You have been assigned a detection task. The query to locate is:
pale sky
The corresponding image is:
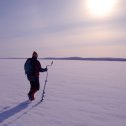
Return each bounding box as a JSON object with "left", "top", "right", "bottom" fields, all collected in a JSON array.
[{"left": 0, "top": 0, "right": 126, "bottom": 58}]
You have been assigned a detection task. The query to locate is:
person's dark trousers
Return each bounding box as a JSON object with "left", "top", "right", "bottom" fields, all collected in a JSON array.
[{"left": 28, "top": 77, "right": 40, "bottom": 101}]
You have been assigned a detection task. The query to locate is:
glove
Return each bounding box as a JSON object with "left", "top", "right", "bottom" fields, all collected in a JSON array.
[
  {"left": 41, "top": 67, "right": 48, "bottom": 72},
  {"left": 44, "top": 67, "right": 48, "bottom": 72}
]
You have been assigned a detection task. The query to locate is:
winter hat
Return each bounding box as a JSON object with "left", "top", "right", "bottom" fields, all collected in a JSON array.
[{"left": 32, "top": 51, "right": 38, "bottom": 57}]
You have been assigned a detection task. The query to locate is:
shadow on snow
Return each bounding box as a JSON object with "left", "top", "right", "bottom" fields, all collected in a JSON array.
[{"left": 0, "top": 100, "right": 29, "bottom": 123}]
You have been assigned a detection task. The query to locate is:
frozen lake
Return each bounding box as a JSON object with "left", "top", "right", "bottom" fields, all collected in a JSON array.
[{"left": 0, "top": 59, "right": 126, "bottom": 126}]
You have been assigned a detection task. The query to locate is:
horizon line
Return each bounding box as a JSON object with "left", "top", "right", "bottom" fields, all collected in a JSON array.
[{"left": 0, "top": 57, "right": 126, "bottom": 62}]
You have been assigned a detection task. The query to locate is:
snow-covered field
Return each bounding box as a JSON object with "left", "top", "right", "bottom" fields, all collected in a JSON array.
[{"left": 0, "top": 59, "right": 126, "bottom": 126}]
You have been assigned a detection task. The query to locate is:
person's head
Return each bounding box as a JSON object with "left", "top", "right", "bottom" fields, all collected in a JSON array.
[{"left": 32, "top": 51, "right": 38, "bottom": 58}]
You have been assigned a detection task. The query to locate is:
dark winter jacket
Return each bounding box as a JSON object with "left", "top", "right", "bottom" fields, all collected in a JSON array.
[{"left": 25, "top": 56, "right": 47, "bottom": 77}]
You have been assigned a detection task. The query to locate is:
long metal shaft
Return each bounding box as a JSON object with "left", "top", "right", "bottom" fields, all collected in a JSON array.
[{"left": 40, "top": 61, "right": 53, "bottom": 102}]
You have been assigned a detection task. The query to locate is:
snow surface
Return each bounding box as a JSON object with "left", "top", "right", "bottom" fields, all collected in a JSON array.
[{"left": 0, "top": 59, "right": 126, "bottom": 126}]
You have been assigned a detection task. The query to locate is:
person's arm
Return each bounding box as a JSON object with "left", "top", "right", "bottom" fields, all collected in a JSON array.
[
  {"left": 38, "top": 61, "right": 48, "bottom": 72},
  {"left": 40, "top": 67, "right": 48, "bottom": 72}
]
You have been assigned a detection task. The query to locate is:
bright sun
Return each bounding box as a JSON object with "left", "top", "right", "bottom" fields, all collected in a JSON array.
[{"left": 85, "top": 0, "right": 118, "bottom": 18}]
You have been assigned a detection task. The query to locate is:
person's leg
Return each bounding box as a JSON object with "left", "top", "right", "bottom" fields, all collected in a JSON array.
[
  {"left": 28, "top": 81, "right": 32, "bottom": 96},
  {"left": 27, "top": 75, "right": 33, "bottom": 100},
  {"left": 27, "top": 77, "right": 40, "bottom": 101},
  {"left": 30, "top": 78, "right": 40, "bottom": 100},
  {"left": 28, "top": 81, "right": 36, "bottom": 100}
]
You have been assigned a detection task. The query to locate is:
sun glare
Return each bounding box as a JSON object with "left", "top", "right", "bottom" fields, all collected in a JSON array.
[{"left": 85, "top": 0, "right": 118, "bottom": 18}]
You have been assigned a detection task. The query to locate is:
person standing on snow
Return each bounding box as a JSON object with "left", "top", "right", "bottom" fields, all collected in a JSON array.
[{"left": 24, "top": 51, "right": 47, "bottom": 101}]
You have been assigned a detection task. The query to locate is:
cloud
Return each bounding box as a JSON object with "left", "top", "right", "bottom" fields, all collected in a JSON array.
[{"left": 0, "top": 0, "right": 126, "bottom": 57}]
